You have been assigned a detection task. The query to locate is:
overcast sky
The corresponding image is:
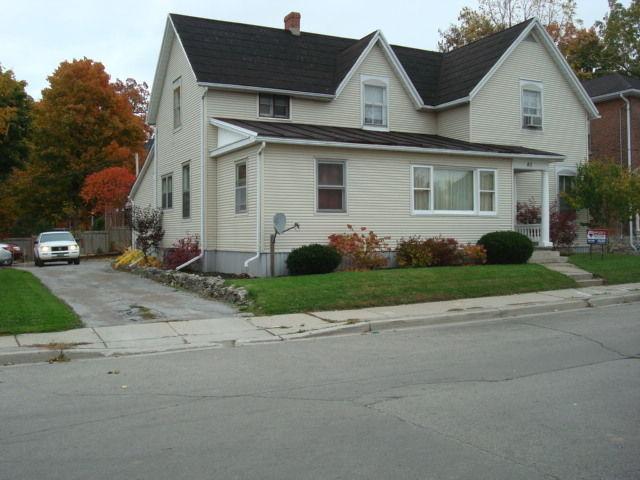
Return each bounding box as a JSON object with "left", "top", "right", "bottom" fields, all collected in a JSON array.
[{"left": 1, "top": 0, "right": 623, "bottom": 99}]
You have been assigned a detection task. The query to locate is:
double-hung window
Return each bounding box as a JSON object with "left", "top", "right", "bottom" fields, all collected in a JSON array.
[
  {"left": 412, "top": 166, "right": 496, "bottom": 215},
  {"left": 173, "top": 78, "right": 182, "bottom": 130},
  {"left": 362, "top": 76, "right": 388, "bottom": 128},
  {"left": 558, "top": 174, "right": 575, "bottom": 212},
  {"left": 521, "top": 81, "right": 542, "bottom": 129},
  {"left": 258, "top": 94, "right": 290, "bottom": 119},
  {"left": 182, "top": 163, "right": 190, "bottom": 218},
  {"left": 235, "top": 162, "right": 247, "bottom": 213},
  {"left": 317, "top": 161, "right": 346, "bottom": 212},
  {"left": 161, "top": 174, "right": 173, "bottom": 209}
]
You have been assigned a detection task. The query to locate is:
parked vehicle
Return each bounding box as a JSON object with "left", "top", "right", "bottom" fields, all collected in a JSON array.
[
  {"left": 0, "top": 243, "right": 23, "bottom": 261},
  {"left": 0, "top": 247, "right": 12, "bottom": 266},
  {"left": 34, "top": 231, "right": 80, "bottom": 266}
]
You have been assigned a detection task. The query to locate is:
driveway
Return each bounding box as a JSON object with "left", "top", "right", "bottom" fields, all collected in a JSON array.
[{"left": 19, "top": 259, "right": 237, "bottom": 327}]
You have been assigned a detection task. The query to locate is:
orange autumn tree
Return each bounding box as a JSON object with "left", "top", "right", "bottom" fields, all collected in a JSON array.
[
  {"left": 7, "top": 58, "right": 147, "bottom": 232},
  {"left": 80, "top": 166, "right": 136, "bottom": 215}
]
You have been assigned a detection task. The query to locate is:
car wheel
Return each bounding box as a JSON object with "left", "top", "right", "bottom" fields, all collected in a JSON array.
[
  {"left": 35, "top": 258, "right": 42, "bottom": 267},
  {"left": 74, "top": 258, "right": 80, "bottom": 265},
  {"left": 67, "top": 260, "right": 73, "bottom": 265}
]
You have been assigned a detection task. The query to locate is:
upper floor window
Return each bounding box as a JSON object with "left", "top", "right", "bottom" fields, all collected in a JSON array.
[
  {"left": 173, "top": 78, "right": 182, "bottom": 130},
  {"left": 161, "top": 174, "right": 173, "bottom": 209},
  {"left": 182, "top": 163, "right": 190, "bottom": 218},
  {"left": 259, "top": 94, "right": 290, "bottom": 119},
  {"left": 235, "top": 161, "right": 247, "bottom": 213},
  {"left": 521, "top": 81, "right": 542, "bottom": 129},
  {"left": 362, "top": 76, "right": 388, "bottom": 129}
]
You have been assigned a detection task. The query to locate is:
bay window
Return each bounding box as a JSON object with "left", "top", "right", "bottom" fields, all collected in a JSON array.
[{"left": 411, "top": 166, "right": 496, "bottom": 215}]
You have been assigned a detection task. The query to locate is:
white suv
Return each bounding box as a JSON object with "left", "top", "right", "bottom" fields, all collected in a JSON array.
[{"left": 34, "top": 231, "right": 80, "bottom": 266}]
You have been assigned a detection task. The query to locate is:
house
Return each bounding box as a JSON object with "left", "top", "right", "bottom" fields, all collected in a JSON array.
[
  {"left": 582, "top": 73, "right": 639, "bottom": 240},
  {"left": 130, "top": 12, "right": 598, "bottom": 276}
]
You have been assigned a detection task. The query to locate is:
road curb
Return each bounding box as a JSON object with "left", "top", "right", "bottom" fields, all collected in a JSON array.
[{"left": 292, "top": 296, "right": 639, "bottom": 339}]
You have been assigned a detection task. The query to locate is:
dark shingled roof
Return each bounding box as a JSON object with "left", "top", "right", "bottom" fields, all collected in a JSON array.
[
  {"left": 582, "top": 73, "right": 640, "bottom": 99},
  {"left": 216, "top": 118, "right": 561, "bottom": 157},
  {"left": 170, "top": 13, "right": 534, "bottom": 105}
]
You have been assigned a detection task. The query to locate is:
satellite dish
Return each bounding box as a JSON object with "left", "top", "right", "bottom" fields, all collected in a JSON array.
[{"left": 273, "top": 213, "right": 287, "bottom": 234}]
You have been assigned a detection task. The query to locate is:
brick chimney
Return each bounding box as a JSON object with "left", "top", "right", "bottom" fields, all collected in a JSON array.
[{"left": 284, "top": 12, "right": 301, "bottom": 36}]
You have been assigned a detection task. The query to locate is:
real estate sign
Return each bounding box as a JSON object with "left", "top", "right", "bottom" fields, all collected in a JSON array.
[{"left": 587, "top": 229, "right": 608, "bottom": 245}]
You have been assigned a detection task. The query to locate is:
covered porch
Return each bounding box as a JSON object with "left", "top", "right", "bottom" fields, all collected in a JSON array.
[{"left": 513, "top": 159, "right": 553, "bottom": 248}]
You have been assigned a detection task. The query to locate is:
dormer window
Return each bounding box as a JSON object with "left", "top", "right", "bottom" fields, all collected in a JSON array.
[
  {"left": 521, "top": 81, "right": 542, "bottom": 129},
  {"left": 259, "top": 93, "right": 290, "bottom": 119},
  {"left": 362, "top": 75, "right": 388, "bottom": 129}
]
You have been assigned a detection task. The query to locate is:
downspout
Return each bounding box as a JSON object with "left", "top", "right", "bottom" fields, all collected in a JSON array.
[
  {"left": 176, "top": 87, "right": 208, "bottom": 270},
  {"left": 620, "top": 93, "right": 637, "bottom": 251},
  {"left": 244, "top": 141, "right": 266, "bottom": 272}
]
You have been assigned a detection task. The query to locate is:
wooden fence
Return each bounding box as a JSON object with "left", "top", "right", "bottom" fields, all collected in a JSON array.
[{"left": 2, "top": 228, "right": 131, "bottom": 262}]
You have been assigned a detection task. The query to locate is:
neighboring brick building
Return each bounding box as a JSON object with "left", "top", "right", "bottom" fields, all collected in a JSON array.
[
  {"left": 583, "top": 73, "right": 640, "bottom": 242},
  {"left": 583, "top": 74, "right": 640, "bottom": 169}
]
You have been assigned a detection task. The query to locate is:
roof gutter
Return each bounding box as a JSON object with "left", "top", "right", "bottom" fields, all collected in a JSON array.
[
  {"left": 590, "top": 89, "right": 640, "bottom": 103},
  {"left": 620, "top": 93, "right": 637, "bottom": 252},
  {"left": 244, "top": 141, "right": 267, "bottom": 272}
]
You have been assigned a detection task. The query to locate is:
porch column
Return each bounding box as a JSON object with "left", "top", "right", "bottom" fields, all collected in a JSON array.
[{"left": 540, "top": 169, "right": 552, "bottom": 247}]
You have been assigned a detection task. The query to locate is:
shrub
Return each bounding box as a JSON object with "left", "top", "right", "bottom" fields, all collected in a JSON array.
[
  {"left": 478, "top": 231, "right": 534, "bottom": 264},
  {"left": 460, "top": 244, "right": 487, "bottom": 265},
  {"left": 396, "top": 236, "right": 432, "bottom": 268},
  {"left": 550, "top": 204, "right": 577, "bottom": 248},
  {"left": 516, "top": 199, "right": 541, "bottom": 224},
  {"left": 131, "top": 206, "right": 164, "bottom": 259},
  {"left": 286, "top": 244, "right": 342, "bottom": 275},
  {"left": 328, "top": 225, "right": 390, "bottom": 270},
  {"left": 424, "top": 236, "right": 461, "bottom": 266},
  {"left": 164, "top": 234, "right": 201, "bottom": 270}
]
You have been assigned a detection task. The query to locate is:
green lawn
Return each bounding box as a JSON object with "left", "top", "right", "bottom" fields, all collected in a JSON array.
[
  {"left": 229, "top": 264, "right": 576, "bottom": 316},
  {"left": 0, "top": 269, "right": 81, "bottom": 335},
  {"left": 569, "top": 254, "right": 640, "bottom": 285}
]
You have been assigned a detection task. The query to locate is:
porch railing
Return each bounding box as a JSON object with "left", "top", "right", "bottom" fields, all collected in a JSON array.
[{"left": 515, "top": 224, "right": 541, "bottom": 243}]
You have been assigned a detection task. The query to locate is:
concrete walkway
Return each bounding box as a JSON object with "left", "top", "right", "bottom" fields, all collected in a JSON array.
[{"left": 2, "top": 282, "right": 640, "bottom": 363}]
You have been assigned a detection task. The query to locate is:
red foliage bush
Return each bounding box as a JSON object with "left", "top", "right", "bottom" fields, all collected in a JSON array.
[
  {"left": 423, "top": 236, "right": 461, "bottom": 266},
  {"left": 328, "top": 225, "right": 390, "bottom": 270},
  {"left": 550, "top": 204, "right": 577, "bottom": 248},
  {"left": 163, "top": 234, "right": 201, "bottom": 270},
  {"left": 516, "top": 199, "right": 541, "bottom": 224},
  {"left": 460, "top": 244, "right": 487, "bottom": 265}
]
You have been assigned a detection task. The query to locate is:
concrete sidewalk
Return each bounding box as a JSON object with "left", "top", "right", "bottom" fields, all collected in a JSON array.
[{"left": 2, "top": 282, "right": 640, "bottom": 363}]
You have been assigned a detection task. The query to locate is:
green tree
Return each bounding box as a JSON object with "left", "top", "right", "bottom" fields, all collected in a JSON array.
[
  {"left": 0, "top": 66, "right": 32, "bottom": 181},
  {"left": 597, "top": 0, "right": 640, "bottom": 77},
  {"left": 565, "top": 160, "right": 640, "bottom": 228}
]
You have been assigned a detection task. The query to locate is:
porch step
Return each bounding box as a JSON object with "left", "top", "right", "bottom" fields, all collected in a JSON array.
[
  {"left": 575, "top": 278, "right": 605, "bottom": 287},
  {"left": 529, "top": 249, "right": 568, "bottom": 264}
]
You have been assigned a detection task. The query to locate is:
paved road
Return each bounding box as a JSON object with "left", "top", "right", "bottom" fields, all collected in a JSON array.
[
  {"left": 1, "top": 304, "right": 639, "bottom": 479},
  {"left": 18, "top": 259, "right": 237, "bottom": 327}
]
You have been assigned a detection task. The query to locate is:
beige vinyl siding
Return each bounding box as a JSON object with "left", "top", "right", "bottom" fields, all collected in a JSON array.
[
  {"left": 206, "top": 44, "right": 436, "bottom": 134},
  {"left": 437, "top": 105, "right": 470, "bottom": 141},
  {"left": 132, "top": 157, "right": 155, "bottom": 208},
  {"left": 155, "top": 36, "right": 203, "bottom": 247},
  {"left": 470, "top": 33, "right": 589, "bottom": 203},
  {"left": 215, "top": 146, "right": 258, "bottom": 251},
  {"left": 262, "top": 144, "right": 512, "bottom": 252}
]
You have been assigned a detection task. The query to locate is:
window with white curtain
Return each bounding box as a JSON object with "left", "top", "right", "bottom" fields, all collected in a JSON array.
[
  {"left": 521, "top": 81, "right": 543, "bottom": 129},
  {"left": 411, "top": 166, "right": 497, "bottom": 215},
  {"left": 362, "top": 76, "right": 388, "bottom": 128},
  {"left": 479, "top": 170, "right": 496, "bottom": 213}
]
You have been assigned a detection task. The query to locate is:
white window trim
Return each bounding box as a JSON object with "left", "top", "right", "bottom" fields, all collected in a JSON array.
[
  {"left": 235, "top": 159, "right": 248, "bottom": 214},
  {"left": 256, "top": 93, "right": 292, "bottom": 120},
  {"left": 173, "top": 77, "right": 182, "bottom": 132},
  {"left": 161, "top": 173, "right": 173, "bottom": 210},
  {"left": 410, "top": 165, "right": 497, "bottom": 216},
  {"left": 181, "top": 161, "right": 191, "bottom": 219},
  {"left": 520, "top": 79, "right": 543, "bottom": 131},
  {"left": 361, "top": 74, "right": 389, "bottom": 131},
  {"left": 315, "top": 159, "right": 347, "bottom": 214}
]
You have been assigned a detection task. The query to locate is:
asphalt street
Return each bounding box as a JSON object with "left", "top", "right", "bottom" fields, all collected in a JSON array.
[{"left": 1, "top": 303, "right": 639, "bottom": 479}]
